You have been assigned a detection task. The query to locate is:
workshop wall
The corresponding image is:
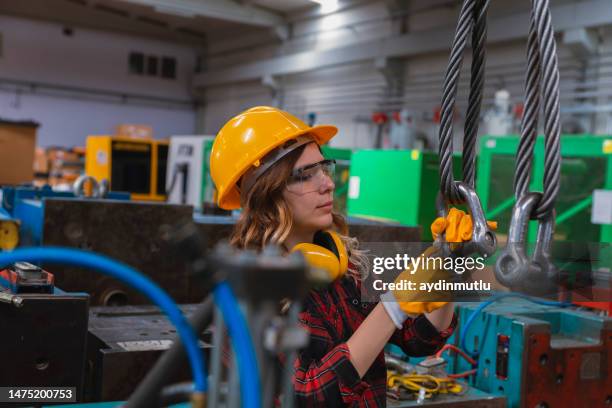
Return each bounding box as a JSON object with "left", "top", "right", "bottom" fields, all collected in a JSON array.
[
  {"left": 202, "top": 80, "right": 274, "bottom": 137},
  {"left": 200, "top": 0, "right": 610, "bottom": 147},
  {"left": 591, "top": 26, "right": 612, "bottom": 135},
  {"left": 0, "top": 15, "right": 198, "bottom": 146}
]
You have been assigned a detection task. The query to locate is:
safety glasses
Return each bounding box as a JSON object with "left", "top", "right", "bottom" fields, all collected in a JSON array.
[{"left": 286, "top": 159, "right": 336, "bottom": 195}]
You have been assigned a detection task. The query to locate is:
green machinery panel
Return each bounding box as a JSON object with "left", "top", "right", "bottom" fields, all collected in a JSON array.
[
  {"left": 476, "top": 135, "right": 612, "bottom": 289},
  {"left": 202, "top": 139, "right": 215, "bottom": 206},
  {"left": 347, "top": 150, "right": 462, "bottom": 241},
  {"left": 476, "top": 134, "right": 612, "bottom": 243},
  {"left": 322, "top": 146, "right": 352, "bottom": 215}
]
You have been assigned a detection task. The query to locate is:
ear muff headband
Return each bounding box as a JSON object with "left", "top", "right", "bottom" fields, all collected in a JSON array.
[
  {"left": 291, "top": 230, "right": 348, "bottom": 281},
  {"left": 315, "top": 230, "right": 348, "bottom": 276},
  {"left": 292, "top": 243, "right": 341, "bottom": 280}
]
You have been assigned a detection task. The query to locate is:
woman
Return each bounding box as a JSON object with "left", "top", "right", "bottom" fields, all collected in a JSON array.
[{"left": 210, "top": 106, "right": 456, "bottom": 407}]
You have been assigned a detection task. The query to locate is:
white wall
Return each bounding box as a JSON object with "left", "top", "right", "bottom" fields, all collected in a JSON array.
[
  {"left": 0, "top": 92, "right": 196, "bottom": 147},
  {"left": 0, "top": 15, "right": 199, "bottom": 146},
  {"left": 591, "top": 26, "right": 612, "bottom": 134}
]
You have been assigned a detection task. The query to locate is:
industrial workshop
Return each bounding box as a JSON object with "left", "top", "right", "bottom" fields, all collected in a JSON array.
[{"left": 1, "top": 0, "right": 611, "bottom": 407}]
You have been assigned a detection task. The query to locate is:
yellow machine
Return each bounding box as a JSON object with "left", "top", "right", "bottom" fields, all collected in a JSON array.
[
  {"left": 0, "top": 218, "right": 19, "bottom": 251},
  {"left": 85, "top": 136, "right": 168, "bottom": 201}
]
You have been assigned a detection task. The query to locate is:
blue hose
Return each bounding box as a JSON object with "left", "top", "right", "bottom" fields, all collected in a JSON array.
[
  {"left": 0, "top": 247, "right": 207, "bottom": 393},
  {"left": 214, "top": 283, "right": 261, "bottom": 408},
  {"left": 459, "top": 292, "right": 571, "bottom": 358}
]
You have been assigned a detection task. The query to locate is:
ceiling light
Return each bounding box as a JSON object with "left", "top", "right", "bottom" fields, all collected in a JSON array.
[{"left": 311, "top": 0, "right": 340, "bottom": 14}]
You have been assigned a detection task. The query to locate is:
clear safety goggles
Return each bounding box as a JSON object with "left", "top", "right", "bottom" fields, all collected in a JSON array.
[{"left": 286, "top": 159, "right": 336, "bottom": 195}]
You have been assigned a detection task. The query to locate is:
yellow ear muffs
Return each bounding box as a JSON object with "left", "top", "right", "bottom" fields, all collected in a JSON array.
[
  {"left": 290, "top": 230, "right": 348, "bottom": 281},
  {"left": 292, "top": 243, "right": 342, "bottom": 280}
]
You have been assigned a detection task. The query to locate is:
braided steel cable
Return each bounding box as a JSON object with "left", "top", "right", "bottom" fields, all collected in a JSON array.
[
  {"left": 512, "top": 0, "right": 561, "bottom": 219},
  {"left": 513, "top": 14, "right": 541, "bottom": 199},
  {"left": 533, "top": 0, "right": 561, "bottom": 218},
  {"left": 438, "top": 0, "right": 489, "bottom": 204},
  {"left": 463, "top": 0, "right": 489, "bottom": 189}
]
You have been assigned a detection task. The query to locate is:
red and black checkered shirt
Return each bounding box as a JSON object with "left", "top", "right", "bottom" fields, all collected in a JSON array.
[{"left": 293, "top": 275, "right": 456, "bottom": 407}]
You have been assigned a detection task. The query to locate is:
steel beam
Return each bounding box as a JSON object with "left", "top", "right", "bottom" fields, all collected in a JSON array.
[
  {"left": 194, "top": 0, "right": 612, "bottom": 87},
  {"left": 117, "top": 0, "right": 284, "bottom": 27}
]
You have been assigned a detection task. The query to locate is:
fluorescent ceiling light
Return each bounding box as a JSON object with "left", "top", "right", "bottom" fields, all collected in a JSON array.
[{"left": 311, "top": 0, "right": 340, "bottom": 14}]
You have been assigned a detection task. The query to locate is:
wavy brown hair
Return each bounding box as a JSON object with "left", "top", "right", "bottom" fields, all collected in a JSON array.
[{"left": 229, "top": 141, "right": 367, "bottom": 281}]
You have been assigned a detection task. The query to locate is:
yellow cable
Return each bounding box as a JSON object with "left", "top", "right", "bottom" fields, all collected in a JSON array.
[{"left": 387, "top": 372, "right": 464, "bottom": 397}]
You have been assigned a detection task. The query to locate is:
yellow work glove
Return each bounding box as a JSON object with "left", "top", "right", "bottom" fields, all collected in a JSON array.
[
  {"left": 380, "top": 246, "right": 451, "bottom": 328},
  {"left": 431, "top": 208, "right": 497, "bottom": 242}
]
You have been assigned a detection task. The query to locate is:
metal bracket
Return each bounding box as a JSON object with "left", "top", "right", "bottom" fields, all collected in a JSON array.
[
  {"left": 495, "top": 193, "right": 539, "bottom": 287},
  {"left": 495, "top": 192, "right": 558, "bottom": 293},
  {"left": 435, "top": 181, "right": 497, "bottom": 258},
  {"left": 73, "top": 175, "right": 108, "bottom": 198}
]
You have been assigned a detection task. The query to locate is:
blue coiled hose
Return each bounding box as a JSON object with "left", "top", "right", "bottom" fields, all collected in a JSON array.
[
  {"left": 2, "top": 247, "right": 263, "bottom": 407},
  {"left": 0, "top": 247, "right": 207, "bottom": 393}
]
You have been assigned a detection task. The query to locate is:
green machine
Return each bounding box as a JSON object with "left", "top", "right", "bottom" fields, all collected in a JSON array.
[
  {"left": 321, "top": 146, "right": 352, "bottom": 215},
  {"left": 476, "top": 135, "right": 612, "bottom": 309},
  {"left": 347, "top": 150, "right": 462, "bottom": 240},
  {"left": 202, "top": 138, "right": 215, "bottom": 207},
  {"left": 476, "top": 134, "right": 612, "bottom": 243}
]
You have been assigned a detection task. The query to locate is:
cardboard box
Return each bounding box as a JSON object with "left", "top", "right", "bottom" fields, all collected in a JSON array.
[
  {"left": 115, "top": 124, "right": 153, "bottom": 139},
  {"left": 47, "top": 148, "right": 81, "bottom": 167},
  {"left": 0, "top": 119, "right": 38, "bottom": 185}
]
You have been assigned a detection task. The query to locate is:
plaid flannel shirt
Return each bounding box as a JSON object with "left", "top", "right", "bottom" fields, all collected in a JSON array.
[{"left": 293, "top": 275, "right": 456, "bottom": 407}]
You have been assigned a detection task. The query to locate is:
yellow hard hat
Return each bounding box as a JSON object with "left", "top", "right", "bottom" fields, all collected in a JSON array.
[{"left": 210, "top": 106, "right": 338, "bottom": 210}]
